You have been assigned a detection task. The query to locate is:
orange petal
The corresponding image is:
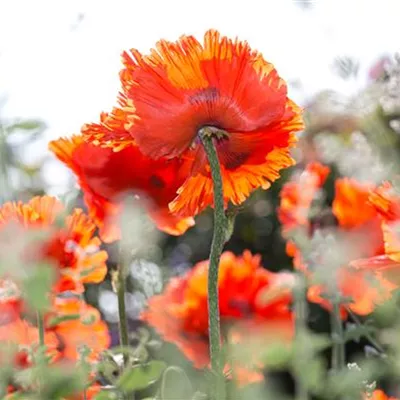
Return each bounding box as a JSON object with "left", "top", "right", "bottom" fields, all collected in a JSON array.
[{"left": 122, "top": 29, "right": 298, "bottom": 159}]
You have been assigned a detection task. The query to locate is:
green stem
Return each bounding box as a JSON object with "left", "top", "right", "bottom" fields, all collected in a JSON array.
[
  {"left": 37, "top": 311, "right": 45, "bottom": 348},
  {"left": 294, "top": 273, "right": 309, "bottom": 400},
  {"left": 117, "top": 262, "right": 129, "bottom": 363},
  {"left": 200, "top": 127, "right": 228, "bottom": 400},
  {"left": 331, "top": 300, "right": 345, "bottom": 371},
  {"left": 346, "top": 307, "right": 385, "bottom": 354}
]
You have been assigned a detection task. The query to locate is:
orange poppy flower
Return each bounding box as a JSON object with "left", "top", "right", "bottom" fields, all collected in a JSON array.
[
  {"left": 141, "top": 251, "right": 294, "bottom": 383},
  {"left": 333, "top": 178, "right": 378, "bottom": 228},
  {"left": 279, "top": 164, "right": 390, "bottom": 315},
  {"left": 278, "top": 162, "right": 330, "bottom": 232},
  {"left": 306, "top": 178, "right": 386, "bottom": 315},
  {"left": 349, "top": 183, "right": 400, "bottom": 288},
  {"left": 0, "top": 196, "right": 107, "bottom": 293},
  {"left": 66, "top": 384, "right": 101, "bottom": 400},
  {"left": 49, "top": 127, "right": 194, "bottom": 242},
  {"left": 83, "top": 30, "right": 304, "bottom": 217},
  {"left": 367, "top": 390, "right": 398, "bottom": 400},
  {"left": 308, "top": 263, "right": 396, "bottom": 316},
  {"left": 50, "top": 296, "right": 110, "bottom": 362},
  {"left": 278, "top": 162, "right": 330, "bottom": 262},
  {"left": 0, "top": 318, "right": 59, "bottom": 368}
]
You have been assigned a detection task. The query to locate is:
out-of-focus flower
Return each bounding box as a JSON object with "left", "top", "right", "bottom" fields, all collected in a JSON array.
[
  {"left": 0, "top": 279, "right": 22, "bottom": 325},
  {"left": 0, "top": 318, "right": 59, "bottom": 364},
  {"left": 141, "top": 251, "right": 294, "bottom": 383},
  {"left": 0, "top": 196, "right": 107, "bottom": 293},
  {"left": 83, "top": 30, "right": 303, "bottom": 217},
  {"left": 278, "top": 164, "right": 395, "bottom": 315},
  {"left": 48, "top": 295, "right": 110, "bottom": 362},
  {"left": 278, "top": 162, "right": 330, "bottom": 261},
  {"left": 279, "top": 162, "right": 330, "bottom": 232},
  {"left": 49, "top": 131, "right": 194, "bottom": 243},
  {"left": 366, "top": 390, "right": 398, "bottom": 400},
  {"left": 66, "top": 384, "right": 101, "bottom": 400},
  {"left": 350, "top": 183, "right": 400, "bottom": 287}
]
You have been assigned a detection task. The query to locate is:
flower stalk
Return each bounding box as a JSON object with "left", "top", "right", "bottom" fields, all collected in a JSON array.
[
  {"left": 199, "top": 126, "right": 228, "bottom": 400},
  {"left": 114, "top": 243, "right": 130, "bottom": 364},
  {"left": 293, "top": 273, "right": 309, "bottom": 400},
  {"left": 37, "top": 311, "right": 45, "bottom": 348},
  {"left": 331, "top": 298, "right": 345, "bottom": 371},
  {"left": 117, "top": 266, "right": 129, "bottom": 361}
]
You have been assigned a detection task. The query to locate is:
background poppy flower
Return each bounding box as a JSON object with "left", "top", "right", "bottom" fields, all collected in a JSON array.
[
  {"left": 367, "top": 390, "right": 398, "bottom": 400},
  {"left": 83, "top": 30, "right": 303, "bottom": 217},
  {"left": 0, "top": 196, "right": 108, "bottom": 293},
  {"left": 141, "top": 251, "right": 294, "bottom": 383},
  {"left": 279, "top": 164, "right": 392, "bottom": 316},
  {"left": 49, "top": 129, "right": 194, "bottom": 242},
  {"left": 349, "top": 183, "right": 400, "bottom": 288},
  {"left": 278, "top": 162, "right": 330, "bottom": 263},
  {"left": 0, "top": 318, "right": 59, "bottom": 368},
  {"left": 50, "top": 296, "right": 110, "bottom": 362}
]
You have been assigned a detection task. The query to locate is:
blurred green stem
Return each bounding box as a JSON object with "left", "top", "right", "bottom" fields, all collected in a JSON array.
[
  {"left": 117, "top": 246, "right": 129, "bottom": 364},
  {"left": 200, "top": 127, "right": 228, "bottom": 400},
  {"left": 331, "top": 300, "right": 345, "bottom": 371},
  {"left": 0, "top": 124, "right": 11, "bottom": 202},
  {"left": 294, "top": 273, "right": 309, "bottom": 400},
  {"left": 37, "top": 311, "right": 45, "bottom": 348},
  {"left": 346, "top": 307, "right": 385, "bottom": 354}
]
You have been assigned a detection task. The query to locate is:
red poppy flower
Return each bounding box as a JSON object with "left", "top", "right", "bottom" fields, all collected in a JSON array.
[
  {"left": 141, "top": 251, "right": 294, "bottom": 383},
  {"left": 50, "top": 296, "right": 110, "bottom": 362},
  {"left": 49, "top": 127, "right": 194, "bottom": 243},
  {"left": 82, "top": 30, "right": 303, "bottom": 217},
  {"left": 0, "top": 196, "right": 107, "bottom": 293}
]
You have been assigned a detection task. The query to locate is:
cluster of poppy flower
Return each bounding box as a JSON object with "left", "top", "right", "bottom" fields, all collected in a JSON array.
[
  {"left": 0, "top": 28, "right": 398, "bottom": 398},
  {"left": 49, "top": 29, "right": 304, "bottom": 242},
  {"left": 0, "top": 196, "right": 110, "bottom": 398},
  {"left": 278, "top": 162, "right": 400, "bottom": 317},
  {"left": 0, "top": 29, "right": 305, "bottom": 397}
]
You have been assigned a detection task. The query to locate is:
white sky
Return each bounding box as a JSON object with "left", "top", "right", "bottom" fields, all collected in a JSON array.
[{"left": 0, "top": 0, "right": 399, "bottom": 189}]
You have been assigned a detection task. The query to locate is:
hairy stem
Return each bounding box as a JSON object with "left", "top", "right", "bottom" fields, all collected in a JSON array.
[{"left": 200, "top": 127, "right": 228, "bottom": 400}]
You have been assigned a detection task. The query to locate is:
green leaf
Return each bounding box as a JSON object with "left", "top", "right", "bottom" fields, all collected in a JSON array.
[
  {"left": 10, "top": 120, "right": 45, "bottom": 132},
  {"left": 94, "top": 391, "right": 120, "bottom": 400},
  {"left": 47, "top": 313, "right": 81, "bottom": 328},
  {"left": 344, "top": 323, "right": 376, "bottom": 343},
  {"left": 116, "top": 361, "right": 166, "bottom": 392},
  {"left": 98, "top": 357, "right": 121, "bottom": 385},
  {"left": 261, "top": 342, "right": 292, "bottom": 369},
  {"left": 192, "top": 392, "right": 208, "bottom": 400},
  {"left": 161, "top": 366, "right": 193, "bottom": 400}
]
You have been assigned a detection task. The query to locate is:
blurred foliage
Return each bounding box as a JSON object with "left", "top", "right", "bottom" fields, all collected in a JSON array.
[{"left": 0, "top": 112, "right": 47, "bottom": 202}]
